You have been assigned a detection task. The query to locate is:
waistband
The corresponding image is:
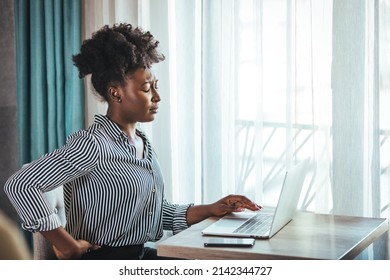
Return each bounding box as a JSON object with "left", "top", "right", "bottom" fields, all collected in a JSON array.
[{"left": 80, "top": 244, "right": 145, "bottom": 260}]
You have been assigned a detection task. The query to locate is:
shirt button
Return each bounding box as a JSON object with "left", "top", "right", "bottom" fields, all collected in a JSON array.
[
  {"left": 149, "top": 211, "right": 153, "bottom": 216},
  {"left": 152, "top": 188, "right": 156, "bottom": 193}
]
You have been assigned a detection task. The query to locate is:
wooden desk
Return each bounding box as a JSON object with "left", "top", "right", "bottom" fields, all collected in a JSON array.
[{"left": 157, "top": 212, "right": 388, "bottom": 260}]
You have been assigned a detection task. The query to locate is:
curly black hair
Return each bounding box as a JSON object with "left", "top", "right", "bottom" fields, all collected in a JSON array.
[{"left": 72, "top": 23, "right": 165, "bottom": 101}]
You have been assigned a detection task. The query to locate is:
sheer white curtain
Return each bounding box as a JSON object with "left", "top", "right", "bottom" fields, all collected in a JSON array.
[
  {"left": 380, "top": 0, "right": 390, "bottom": 222},
  {"left": 200, "top": 0, "right": 335, "bottom": 212},
  {"left": 82, "top": 0, "right": 390, "bottom": 257}
]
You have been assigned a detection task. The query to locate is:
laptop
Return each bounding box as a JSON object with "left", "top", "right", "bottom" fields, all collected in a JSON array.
[{"left": 201, "top": 158, "right": 310, "bottom": 239}]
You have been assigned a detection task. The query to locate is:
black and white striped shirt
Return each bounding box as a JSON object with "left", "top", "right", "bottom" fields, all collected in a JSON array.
[{"left": 5, "top": 114, "right": 191, "bottom": 247}]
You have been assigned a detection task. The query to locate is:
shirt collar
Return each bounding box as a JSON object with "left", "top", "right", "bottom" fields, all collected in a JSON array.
[
  {"left": 93, "top": 114, "right": 150, "bottom": 145},
  {"left": 94, "top": 114, "right": 153, "bottom": 164},
  {"left": 94, "top": 114, "right": 129, "bottom": 142}
]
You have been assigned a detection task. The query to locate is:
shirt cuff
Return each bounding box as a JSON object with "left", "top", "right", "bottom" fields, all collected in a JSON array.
[
  {"left": 172, "top": 203, "right": 194, "bottom": 235},
  {"left": 22, "top": 212, "right": 63, "bottom": 233}
]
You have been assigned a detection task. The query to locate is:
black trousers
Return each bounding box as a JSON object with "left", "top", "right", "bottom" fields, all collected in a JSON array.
[{"left": 80, "top": 244, "right": 176, "bottom": 260}]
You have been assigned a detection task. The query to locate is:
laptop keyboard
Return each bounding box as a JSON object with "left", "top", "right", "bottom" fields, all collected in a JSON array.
[{"left": 233, "top": 213, "right": 273, "bottom": 234}]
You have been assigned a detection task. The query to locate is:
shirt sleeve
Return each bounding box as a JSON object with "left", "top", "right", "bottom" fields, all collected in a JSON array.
[
  {"left": 4, "top": 130, "right": 98, "bottom": 232},
  {"left": 162, "top": 199, "right": 194, "bottom": 235}
]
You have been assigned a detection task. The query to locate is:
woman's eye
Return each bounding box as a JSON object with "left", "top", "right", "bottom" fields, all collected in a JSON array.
[
  {"left": 142, "top": 80, "right": 158, "bottom": 92},
  {"left": 142, "top": 86, "right": 151, "bottom": 92}
]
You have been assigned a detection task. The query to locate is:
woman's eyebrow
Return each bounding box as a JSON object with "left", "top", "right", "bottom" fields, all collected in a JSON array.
[
  {"left": 140, "top": 76, "right": 156, "bottom": 85},
  {"left": 140, "top": 81, "right": 152, "bottom": 88}
]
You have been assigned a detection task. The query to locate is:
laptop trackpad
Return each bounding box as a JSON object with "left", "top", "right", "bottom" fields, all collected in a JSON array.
[
  {"left": 202, "top": 212, "right": 258, "bottom": 234},
  {"left": 214, "top": 218, "right": 246, "bottom": 227},
  {"left": 212, "top": 212, "right": 255, "bottom": 230},
  {"left": 223, "top": 212, "right": 257, "bottom": 219}
]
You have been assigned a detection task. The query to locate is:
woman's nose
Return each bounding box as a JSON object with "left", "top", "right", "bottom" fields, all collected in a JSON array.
[{"left": 151, "top": 89, "right": 161, "bottom": 103}]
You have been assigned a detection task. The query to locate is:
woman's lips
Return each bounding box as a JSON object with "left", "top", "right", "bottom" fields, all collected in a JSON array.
[{"left": 150, "top": 106, "right": 159, "bottom": 113}]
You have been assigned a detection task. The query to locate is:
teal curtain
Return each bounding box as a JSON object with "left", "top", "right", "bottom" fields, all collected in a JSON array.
[{"left": 14, "top": 0, "right": 84, "bottom": 166}]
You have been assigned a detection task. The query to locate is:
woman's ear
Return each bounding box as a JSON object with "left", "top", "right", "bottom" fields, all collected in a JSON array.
[{"left": 108, "top": 86, "right": 122, "bottom": 103}]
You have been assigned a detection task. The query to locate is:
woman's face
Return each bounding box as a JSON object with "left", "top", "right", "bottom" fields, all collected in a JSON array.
[{"left": 116, "top": 67, "right": 161, "bottom": 124}]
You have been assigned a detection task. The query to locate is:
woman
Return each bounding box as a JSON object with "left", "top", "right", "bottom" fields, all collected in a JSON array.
[{"left": 4, "top": 23, "right": 260, "bottom": 260}]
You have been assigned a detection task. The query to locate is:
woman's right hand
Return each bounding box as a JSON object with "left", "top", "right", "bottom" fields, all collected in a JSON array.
[
  {"left": 52, "top": 239, "right": 100, "bottom": 260},
  {"left": 41, "top": 227, "right": 100, "bottom": 260}
]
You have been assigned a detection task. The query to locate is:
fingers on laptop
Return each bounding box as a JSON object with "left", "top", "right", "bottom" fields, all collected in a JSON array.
[{"left": 225, "top": 195, "right": 262, "bottom": 211}]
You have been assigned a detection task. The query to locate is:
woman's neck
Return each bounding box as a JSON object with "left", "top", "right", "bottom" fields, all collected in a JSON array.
[{"left": 106, "top": 110, "right": 138, "bottom": 139}]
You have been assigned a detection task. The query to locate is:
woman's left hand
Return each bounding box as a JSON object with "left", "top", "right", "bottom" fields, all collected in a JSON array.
[
  {"left": 186, "top": 194, "right": 262, "bottom": 226},
  {"left": 208, "top": 194, "right": 262, "bottom": 217}
]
